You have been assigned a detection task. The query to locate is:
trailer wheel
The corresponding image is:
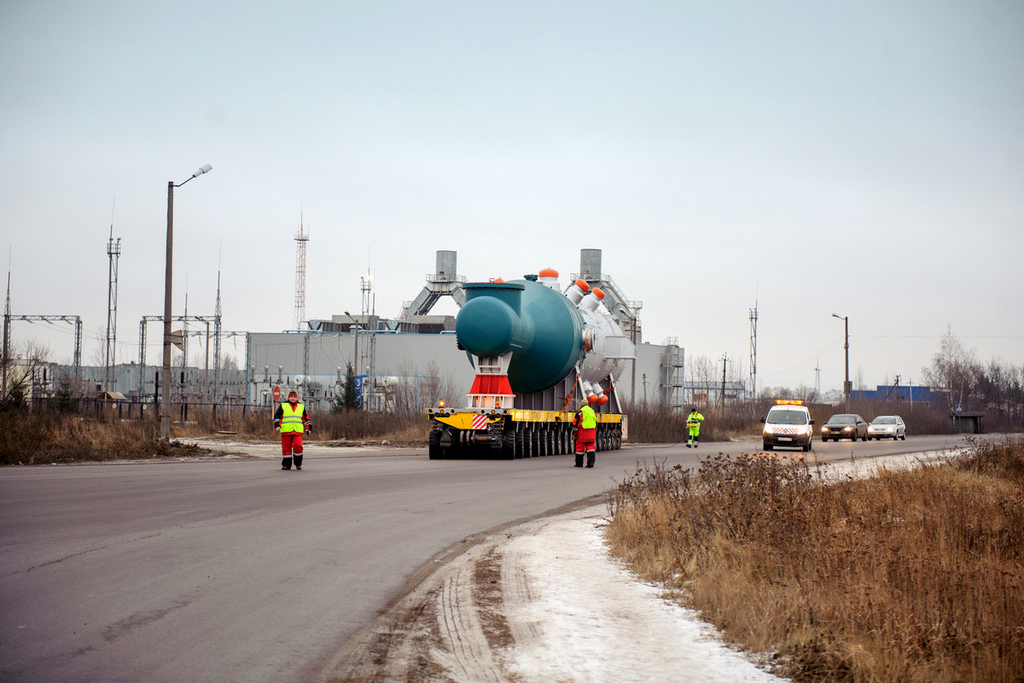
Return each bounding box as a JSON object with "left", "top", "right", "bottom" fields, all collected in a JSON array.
[
  {"left": 428, "top": 428, "right": 443, "bottom": 459},
  {"left": 501, "top": 429, "right": 516, "bottom": 460}
]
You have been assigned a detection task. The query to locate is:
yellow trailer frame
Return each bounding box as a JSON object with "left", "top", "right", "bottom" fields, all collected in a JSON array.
[{"left": 426, "top": 407, "right": 625, "bottom": 459}]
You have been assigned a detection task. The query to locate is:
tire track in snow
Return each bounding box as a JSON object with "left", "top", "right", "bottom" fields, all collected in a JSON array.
[{"left": 433, "top": 554, "right": 503, "bottom": 683}]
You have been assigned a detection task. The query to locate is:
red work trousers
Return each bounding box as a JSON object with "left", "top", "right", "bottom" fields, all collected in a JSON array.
[
  {"left": 574, "top": 427, "right": 596, "bottom": 454},
  {"left": 281, "top": 431, "right": 304, "bottom": 455}
]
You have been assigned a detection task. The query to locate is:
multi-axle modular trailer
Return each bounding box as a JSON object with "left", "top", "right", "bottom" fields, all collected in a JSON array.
[{"left": 426, "top": 269, "right": 633, "bottom": 459}]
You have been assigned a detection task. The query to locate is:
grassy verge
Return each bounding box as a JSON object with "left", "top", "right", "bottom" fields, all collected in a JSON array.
[
  {"left": 606, "top": 439, "right": 1024, "bottom": 682},
  {"left": 0, "top": 412, "right": 209, "bottom": 465},
  {"left": 0, "top": 410, "right": 432, "bottom": 466}
]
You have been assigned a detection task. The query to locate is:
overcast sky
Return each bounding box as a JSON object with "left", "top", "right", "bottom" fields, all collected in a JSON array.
[{"left": 2, "top": 1, "right": 1022, "bottom": 395}]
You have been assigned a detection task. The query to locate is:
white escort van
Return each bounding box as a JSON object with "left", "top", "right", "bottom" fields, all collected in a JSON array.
[{"left": 761, "top": 400, "right": 815, "bottom": 452}]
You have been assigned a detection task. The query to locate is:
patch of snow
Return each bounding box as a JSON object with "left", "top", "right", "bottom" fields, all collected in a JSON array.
[{"left": 501, "top": 512, "right": 782, "bottom": 682}]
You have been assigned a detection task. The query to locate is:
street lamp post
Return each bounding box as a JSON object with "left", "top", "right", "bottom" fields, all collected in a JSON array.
[
  {"left": 832, "top": 313, "right": 850, "bottom": 412},
  {"left": 161, "top": 164, "right": 212, "bottom": 439}
]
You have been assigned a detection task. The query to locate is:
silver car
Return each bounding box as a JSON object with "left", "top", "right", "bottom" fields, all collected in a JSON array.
[{"left": 868, "top": 415, "right": 906, "bottom": 440}]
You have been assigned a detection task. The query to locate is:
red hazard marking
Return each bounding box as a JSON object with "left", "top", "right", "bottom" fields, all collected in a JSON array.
[
  {"left": 472, "top": 415, "right": 488, "bottom": 430},
  {"left": 468, "top": 374, "right": 513, "bottom": 396}
]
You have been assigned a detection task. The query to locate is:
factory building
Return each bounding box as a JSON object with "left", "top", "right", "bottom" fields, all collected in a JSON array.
[{"left": 34, "top": 249, "right": 684, "bottom": 415}]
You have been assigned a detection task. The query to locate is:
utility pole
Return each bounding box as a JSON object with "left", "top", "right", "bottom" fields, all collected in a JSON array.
[
  {"left": 161, "top": 164, "right": 212, "bottom": 439},
  {"left": 832, "top": 313, "right": 850, "bottom": 412},
  {"left": 814, "top": 360, "right": 821, "bottom": 401},
  {"left": 2, "top": 272, "right": 9, "bottom": 400},
  {"left": 720, "top": 353, "right": 728, "bottom": 409}
]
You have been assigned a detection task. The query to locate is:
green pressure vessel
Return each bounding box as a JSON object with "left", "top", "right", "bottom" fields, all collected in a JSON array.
[{"left": 456, "top": 279, "right": 585, "bottom": 394}]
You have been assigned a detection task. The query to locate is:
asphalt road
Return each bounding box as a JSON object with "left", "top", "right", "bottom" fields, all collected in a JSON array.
[{"left": 0, "top": 434, "right": 972, "bottom": 682}]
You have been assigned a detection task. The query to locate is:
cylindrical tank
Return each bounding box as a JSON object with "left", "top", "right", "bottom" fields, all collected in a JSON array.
[
  {"left": 580, "top": 248, "right": 602, "bottom": 281},
  {"left": 457, "top": 280, "right": 585, "bottom": 394},
  {"left": 435, "top": 250, "right": 457, "bottom": 280}
]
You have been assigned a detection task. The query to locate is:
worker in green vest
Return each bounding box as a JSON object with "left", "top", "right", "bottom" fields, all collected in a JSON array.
[
  {"left": 686, "top": 406, "right": 705, "bottom": 448},
  {"left": 573, "top": 402, "right": 598, "bottom": 468},
  {"left": 274, "top": 390, "right": 312, "bottom": 470}
]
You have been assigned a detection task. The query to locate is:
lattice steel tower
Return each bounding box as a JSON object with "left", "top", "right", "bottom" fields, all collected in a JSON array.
[
  {"left": 359, "top": 271, "right": 376, "bottom": 407},
  {"left": 293, "top": 214, "right": 308, "bottom": 330},
  {"left": 749, "top": 301, "right": 758, "bottom": 405},
  {"left": 105, "top": 222, "right": 121, "bottom": 392}
]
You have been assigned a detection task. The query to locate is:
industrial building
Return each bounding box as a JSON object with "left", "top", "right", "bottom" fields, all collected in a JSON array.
[{"left": 28, "top": 249, "right": 686, "bottom": 415}]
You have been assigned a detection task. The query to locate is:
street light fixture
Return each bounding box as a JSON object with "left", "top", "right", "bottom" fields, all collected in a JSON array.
[
  {"left": 832, "top": 313, "right": 850, "bottom": 412},
  {"left": 161, "top": 164, "right": 212, "bottom": 439}
]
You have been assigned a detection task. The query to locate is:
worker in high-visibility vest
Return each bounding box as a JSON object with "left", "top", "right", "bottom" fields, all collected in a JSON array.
[
  {"left": 572, "top": 402, "right": 598, "bottom": 468},
  {"left": 686, "top": 406, "right": 705, "bottom": 448},
  {"left": 274, "top": 390, "right": 312, "bottom": 470}
]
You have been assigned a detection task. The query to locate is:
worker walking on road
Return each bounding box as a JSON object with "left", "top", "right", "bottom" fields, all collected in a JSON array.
[
  {"left": 686, "top": 406, "right": 704, "bottom": 448},
  {"left": 573, "top": 402, "right": 598, "bottom": 468},
  {"left": 275, "top": 390, "right": 312, "bottom": 470}
]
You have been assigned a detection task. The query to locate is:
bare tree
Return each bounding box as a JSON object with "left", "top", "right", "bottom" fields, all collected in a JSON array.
[
  {"left": 1, "top": 339, "right": 54, "bottom": 409},
  {"left": 822, "top": 387, "right": 844, "bottom": 405},
  {"left": 421, "top": 360, "right": 461, "bottom": 410},
  {"left": 686, "top": 353, "right": 716, "bottom": 408},
  {"left": 922, "top": 326, "right": 980, "bottom": 410},
  {"left": 89, "top": 326, "right": 107, "bottom": 367}
]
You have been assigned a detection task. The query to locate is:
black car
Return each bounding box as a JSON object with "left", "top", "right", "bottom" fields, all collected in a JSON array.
[{"left": 820, "top": 413, "right": 868, "bottom": 441}]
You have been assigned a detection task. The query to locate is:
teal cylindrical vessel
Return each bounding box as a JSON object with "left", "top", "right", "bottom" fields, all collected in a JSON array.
[
  {"left": 456, "top": 283, "right": 526, "bottom": 357},
  {"left": 456, "top": 280, "right": 584, "bottom": 393}
]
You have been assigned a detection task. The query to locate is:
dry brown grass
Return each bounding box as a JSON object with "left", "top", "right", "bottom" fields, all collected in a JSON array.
[
  {"left": 0, "top": 408, "right": 432, "bottom": 465},
  {"left": 624, "top": 402, "right": 755, "bottom": 443},
  {"left": 0, "top": 411, "right": 212, "bottom": 464},
  {"left": 606, "top": 440, "right": 1024, "bottom": 682},
  {"left": 174, "top": 407, "right": 431, "bottom": 445}
]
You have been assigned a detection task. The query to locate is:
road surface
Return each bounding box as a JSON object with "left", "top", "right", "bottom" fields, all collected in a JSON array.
[{"left": 0, "top": 435, "right": 972, "bottom": 681}]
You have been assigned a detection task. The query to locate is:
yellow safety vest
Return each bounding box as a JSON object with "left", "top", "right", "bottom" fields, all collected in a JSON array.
[
  {"left": 686, "top": 412, "right": 704, "bottom": 430},
  {"left": 280, "top": 403, "right": 305, "bottom": 433},
  {"left": 579, "top": 406, "right": 597, "bottom": 429}
]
